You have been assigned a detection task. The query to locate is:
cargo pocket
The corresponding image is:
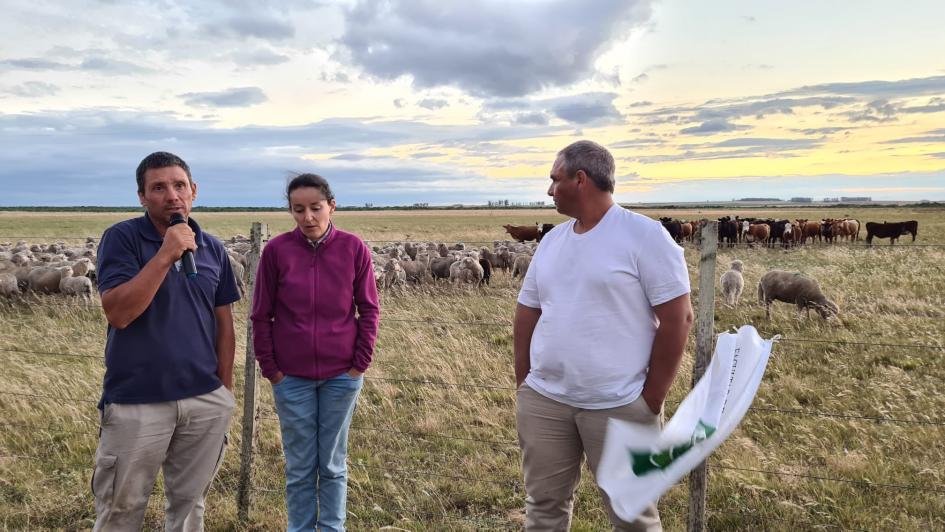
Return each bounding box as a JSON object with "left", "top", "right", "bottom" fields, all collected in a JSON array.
[{"left": 91, "top": 454, "right": 118, "bottom": 505}]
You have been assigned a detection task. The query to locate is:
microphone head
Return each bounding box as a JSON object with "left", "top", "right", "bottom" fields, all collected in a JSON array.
[{"left": 169, "top": 213, "right": 185, "bottom": 226}]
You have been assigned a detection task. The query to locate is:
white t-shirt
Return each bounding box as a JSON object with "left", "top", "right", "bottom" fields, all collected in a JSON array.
[{"left": 517, "top": 204, "right": 691, "bottom": 409}]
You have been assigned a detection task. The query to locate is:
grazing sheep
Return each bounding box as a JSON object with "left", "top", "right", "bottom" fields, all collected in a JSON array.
[
  {"left": 492, "top": 247, "right": 513, "bottom": 273},
  {"left": 400, "top": 259, "right": 429, "bottom": 285},
  {"left": 382, "top": 259, "right": 407, "bottom": 290},
  {"left": 228, "top": 255, "right": 246, "bottom": 296},
  {"left": 403, "top": 242, "right": 419, "bottom": 261},
  {"left": 28, "top": 266, "right": 70, "bottom": 293},
  {"left": 757, "top": 269, "right": 839, "bottom": 320},
  {"left": 719, "top": 260, "right": 744, "bottom": 307},
  {"left": 0, "top": 273, "right": 19, "bottom": 297},
  {"left": 436, "top": 243, "right": 450, "bottom": 257},
  {"left": 511, "top": 254, "right": 532, "bottom": 279},
  {"left": 430, "top": 256, "right": 457, "bottom": 281},
  {"left": 71, "top": 257, "right": 95, "bottom": 278},
  {"left": 451, "top": 256, "right": 484, "bottom": 286},
  {"left": 59, "top": 268, "right": 94, "bottom": 302}
]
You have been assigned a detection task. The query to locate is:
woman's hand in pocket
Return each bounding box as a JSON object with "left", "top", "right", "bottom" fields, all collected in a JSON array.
[
  {"left": 270, "top": 371, "right": 286, "bottom": 385},
  {"left": 346, "top": 368, "right": 364, "bottom": 378}
]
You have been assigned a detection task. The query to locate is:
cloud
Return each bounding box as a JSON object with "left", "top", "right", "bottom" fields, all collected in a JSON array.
[
  {"left": 791, "top": 126, "right": 853, "bottom": 136},
  {"left": 679, "top": 118, "right": 748, "bottom": 135},
  {"left": 320, "top": 71, "right": 351, "bottom": 83},
  {"left": 632, "top": 73, "right": 649, "bottom": 83},
  {"left": 546, "top": 92, "right": 622, "bottom": 124},
  {"left": 638, "top": 96, "right": 854, "bottom": 128},
  {"left": 778, "top": 75, "right": 945, "bottom": 99},
  {"left": 79, "top": 56, "right": 151, "bottom": 74},
  {"left": 680, "top": 137, "right": 820, "bottom": 150},
  {"left": 846, "top": 99, "right": 899, "bottom": 122},
  {"left": 393, "top": 98, "right": 407, "bottom": 108},
  {"left": 229, "top": 48, "right": 291, "bottom": 66},
  {"left": 0, "top": 55, "right": 150, "bottom": 74},
  {"left": 0, "top": 108, "right": 574, "bottom": 206},
  {"left": 204, "top": 15, "right": 296, "bottom": 41},
  {"left": 630, "top": 137, "right": 819, "bottom": 163},
  {"left": 0, "top": 58, "right": 71, "bottom": 71},
  {"left": 3, "top": 81, "right": 60, "bottom": 98},
  {"left": 610, "top": 138, "right": 663, "bottom": 149},
  {"left": 901, "top": 96, "right": 945, "bottom": 114},
  {"left": 881, "top": 129, "right": 945, "bottom": 144},
  {"left": 338, "top": 0, "right": 653, "bottom": 97},
  {"left": 417, "top": 98, "right": 449, "bottom": 110},
  {"left": 179, "top": 87, "right": 268, "bottom": 108},
  {"left": 513, "top": 112, "right": 549, "bottom": 126},
  {"left": 483, "top": 92, "right": 622, "bottom": 125},
  {"left": 628, "top": 101, "right": 653, "bottom": 108}
]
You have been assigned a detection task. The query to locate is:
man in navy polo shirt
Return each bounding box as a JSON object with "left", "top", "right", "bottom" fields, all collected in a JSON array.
[{"left": 92, "top": 151, "right": 240, "bottom": 531}]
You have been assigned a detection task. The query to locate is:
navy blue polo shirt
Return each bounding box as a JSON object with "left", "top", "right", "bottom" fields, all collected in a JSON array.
[{"left": 96, "top": 214, "right": 240, "bottom": 408}]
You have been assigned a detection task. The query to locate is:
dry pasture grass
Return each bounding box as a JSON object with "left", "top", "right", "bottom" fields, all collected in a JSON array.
[{"left": 0, "top": 206, "right": 943, "bottom": 530}]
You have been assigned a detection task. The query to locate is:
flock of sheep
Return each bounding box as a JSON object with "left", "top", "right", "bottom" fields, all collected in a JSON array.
[
  {"left": 368, "top": 239, "right": 537, "bottom": 290},
  {"left": 0, "top": 239, "right": 97, "bottom": 300}
]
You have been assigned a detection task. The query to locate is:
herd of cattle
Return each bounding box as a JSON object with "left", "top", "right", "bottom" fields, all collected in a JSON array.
[{"left": 659, "top": 217, "right": 919, "bottom": 247}]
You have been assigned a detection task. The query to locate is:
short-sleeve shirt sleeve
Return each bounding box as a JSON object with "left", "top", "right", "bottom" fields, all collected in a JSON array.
[
  {"left": 637, "top": 223, "right": 691, "bottom": 306},
  {"left": 213, "top": 244, "right": 241, "bottom": 307},
  {"left": 97, "top": 225, "right": 140, "bottom": 293}
]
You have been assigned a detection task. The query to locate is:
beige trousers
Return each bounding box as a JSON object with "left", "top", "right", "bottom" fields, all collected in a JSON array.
[
  {"left": 92, "top": 385, "right": 235, "bottom": 532},
  {"left": 516, "top": 384, "right": 663, "bottom": 532}
]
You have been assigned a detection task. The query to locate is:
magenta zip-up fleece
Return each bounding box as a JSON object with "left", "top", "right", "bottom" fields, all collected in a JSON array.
[{"left": 251, "top": 226, "right": 379, "bottom": 380}]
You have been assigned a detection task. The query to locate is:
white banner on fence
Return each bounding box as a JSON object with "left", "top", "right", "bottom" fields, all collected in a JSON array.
[{"left": 597, "top": 325, "right": 777, "bottom": 522}]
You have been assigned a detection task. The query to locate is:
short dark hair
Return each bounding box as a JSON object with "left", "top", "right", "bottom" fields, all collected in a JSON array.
[
  {"left": 557, "top": 140, "right": 615, "bottom": 193},
  {"left": 136, "top": 152, "right": 192, "bottom": 194},
  {"left": 286, "top": 173, "right": 335, "bottom": 204}
]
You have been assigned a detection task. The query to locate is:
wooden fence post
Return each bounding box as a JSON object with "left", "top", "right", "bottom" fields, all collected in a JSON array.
[
  {"left": 688, "top": 220, "right": 718, "bottom": 532},
  {"left": 237, "top": 222, "right": 267, "bottom": 523}
]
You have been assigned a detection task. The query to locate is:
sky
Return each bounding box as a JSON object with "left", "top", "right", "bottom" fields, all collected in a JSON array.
[{"left": 1, "top": 0, "right": 944, "bottom": 207}]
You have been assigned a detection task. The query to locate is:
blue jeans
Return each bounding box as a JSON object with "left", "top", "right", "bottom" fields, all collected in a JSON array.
[{"left": 272, "top": 373, "right": 363, "bottom": 532}]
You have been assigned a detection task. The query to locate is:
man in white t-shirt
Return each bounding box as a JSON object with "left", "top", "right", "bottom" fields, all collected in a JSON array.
[{"left": 514, "top": 140, "right": 693, "bottom": 531}]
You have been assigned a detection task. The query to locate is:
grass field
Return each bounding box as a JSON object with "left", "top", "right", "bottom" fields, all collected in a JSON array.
[{"left": 1, "top": 206, "right": 943, "bottom": 530}]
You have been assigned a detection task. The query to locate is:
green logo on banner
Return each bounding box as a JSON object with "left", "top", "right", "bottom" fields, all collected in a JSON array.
[{"left": 629, "top": 420, "right": 716, "bottom": 476}]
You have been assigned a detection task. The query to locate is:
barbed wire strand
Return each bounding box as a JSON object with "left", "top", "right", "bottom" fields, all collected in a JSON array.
[{"left": 709, "top": 464, "right": 945, "bottom": 494}]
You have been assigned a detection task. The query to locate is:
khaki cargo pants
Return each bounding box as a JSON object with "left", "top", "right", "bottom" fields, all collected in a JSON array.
[
  {"left": 92, "top": 386, "right": 235, "bottom": 532},
  {"left": 516, "top": 384, "right": 663, "bottom": 531}
]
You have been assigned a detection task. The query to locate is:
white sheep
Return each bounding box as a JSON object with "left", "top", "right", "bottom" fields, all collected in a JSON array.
[
  {"left": 511, "top": 254, "right": 532, "bottom": 279},
  {"left": 382, "top": 259, "right": 407, "bottom": 290},
  {"left": 0, "top": 273, "right": 19, "bottom": 297},
  {"left": 719, "top": 260, "right": 744, "bottom": 307},
  {"left": 60, "top": 267, "right": 94, "bottom": 302}
]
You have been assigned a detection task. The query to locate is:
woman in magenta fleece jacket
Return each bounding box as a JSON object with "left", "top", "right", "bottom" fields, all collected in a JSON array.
[{"left": 251, "top": 173, "right": 379, "bottom": 532}]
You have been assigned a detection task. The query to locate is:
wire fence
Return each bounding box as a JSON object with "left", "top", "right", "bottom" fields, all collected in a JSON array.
[{"left": 2, "top": 323, "right": 945, "bottom": 428}]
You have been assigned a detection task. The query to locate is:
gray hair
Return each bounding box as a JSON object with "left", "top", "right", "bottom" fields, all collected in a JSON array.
[{"left": 556, "top": 140, "right": 615, "bottom": 193}]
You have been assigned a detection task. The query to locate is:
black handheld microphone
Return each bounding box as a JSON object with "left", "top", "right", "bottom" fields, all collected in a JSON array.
[{"left": 169, "top": 213, "right": 198, "bottom": 279}]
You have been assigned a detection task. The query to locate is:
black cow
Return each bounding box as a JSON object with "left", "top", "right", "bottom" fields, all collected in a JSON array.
[
  {"left": 660, "top": 217, "right": 683, "bottom": 243},
  {"left": 537, "top": 223, "right": 555, "bottom": 242},
  {"left": 865, "top": 220, "right": 918, "bottom": 245},
  {"left": 717, "top": 216, "right": 738, "bottom": 247},
  {"left": 768, "top": 219, "right": 791, "bottom": 248}
]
